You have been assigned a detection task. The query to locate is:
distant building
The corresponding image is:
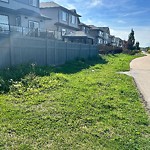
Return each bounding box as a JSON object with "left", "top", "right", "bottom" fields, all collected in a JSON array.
[{"left": 88, "top": 25, "right": 110, "bottom": 45}]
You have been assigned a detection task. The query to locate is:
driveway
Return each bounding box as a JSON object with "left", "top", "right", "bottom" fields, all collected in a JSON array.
[{"left": 130, "top": 54, "right": 150, "bottom": 111}]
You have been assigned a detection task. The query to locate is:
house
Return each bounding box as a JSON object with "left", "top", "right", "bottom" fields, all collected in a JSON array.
[
  {"left": 62, "top": 22, "right": 94, "bottom": 44},
  {"left": 62, "top": 31, "right": 94, "bottom": 44},
  {"left": 0, "top": 0, "right": 50, "bottom": 36},
  {"left": 40, "top": 1, "right": 81, "bottom": 40},
  {"left": 109, "top": 35, "right": 116, "bottom": 46},
  {"left": 109, "top": 36, "right": 123, "bottom": 47},
  {"left": 99, "top": 27, "right": 110, "bottom": 45},
  {"left": 115, "top": 37, "right": 123, "bottom": 47},
  {"left": 88, "top": 25, "right": 104, "bottom": 45},
  {"left": 79, "top": 22, "right": 91, "bottom": 34},
  {"left": 88, "top": 26, "right": 111, "bottom": 45}
]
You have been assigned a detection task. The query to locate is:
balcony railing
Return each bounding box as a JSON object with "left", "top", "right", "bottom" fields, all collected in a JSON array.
[{"left": 0, "top": 23, "right": 62, "bottom": 40}]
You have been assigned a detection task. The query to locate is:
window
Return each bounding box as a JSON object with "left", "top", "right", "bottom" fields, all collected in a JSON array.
[
  {"left": 1, "top": 0, "right": 9, "bottom": 3},
  {"left": 29, "top": 21, "right": 39, "bottom": 29},
  {"left": 62, "top": 11, "right": 67, "bottom": 22},
  {"left": 28, "top": 21, "right": 39, "bottom": 36},
  {"left": 0, "top": 14, "right": 9, "bottom": 31},
  {"left": 62, "top": 28, "right": 66, "bottom": 35},
  {"left": 98, "top": 38, "right": 103, "bottom": 44},
  {"left": 82, "top": 27, "right": 86, "bottom": 31},
  {"left": 70, "top": 15, "right": 76, "bottom": 24},
  {"left": 29, "top": 0, "right": 38, "bottom": 7},
  {"left": 16, "top": 16, "right": 21, "bottom": 27},
  {"left": 99, "top": 31, "right": 103, "bottom": 36}
]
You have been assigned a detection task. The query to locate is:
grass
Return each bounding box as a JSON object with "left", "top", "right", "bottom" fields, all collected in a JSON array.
[{"left": 0, "top": 54, "right": 149, "bottom": 150}]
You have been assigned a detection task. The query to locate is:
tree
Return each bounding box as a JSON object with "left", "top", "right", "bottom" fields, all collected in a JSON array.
[
  {"left": 135, "top": 41, "right": 140, "bottom": 50},
  {"left": 127, "top": 29, "right": 135, "bottom": 50}
]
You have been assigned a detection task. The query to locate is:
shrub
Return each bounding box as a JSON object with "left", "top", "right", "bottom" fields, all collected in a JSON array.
[
  {"left": 98, "top": 45, "right": 123, "bottom": 54},
  {"left": 147, "top": 50, "right": 150, "bottom": 54}
]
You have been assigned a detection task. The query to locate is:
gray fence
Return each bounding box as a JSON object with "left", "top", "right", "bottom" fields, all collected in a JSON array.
[{"left": 0, "top": 35, "right": 98, "bottom": 69}]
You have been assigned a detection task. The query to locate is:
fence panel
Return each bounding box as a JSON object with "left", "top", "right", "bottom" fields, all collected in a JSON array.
[
  {"left": 55, "top": 40, "right": 67, "bottom": 65},
  {"left": 0, "top": 35, "right": 98, "bottom": 69},
  {"left": 67, "top": 42, "right": 80, "bottom": 61},
  {"left": 11, "top": 37, "right": 46, "bottom": 66},
  {"left": 80, "top": 44, "right": 90, "bottom": 59},
  {"left": 90, "top": 45, "right": 98, "bottom": 57},
  {"left": 0, "top": 35, "right": 10, "bottom": 68},
  {"left": 47, "top": 39, "right": 56, "bottom": 66}
]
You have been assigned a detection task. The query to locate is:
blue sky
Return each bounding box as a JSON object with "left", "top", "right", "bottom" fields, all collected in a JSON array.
[{"left": 40, "top": 0, "right": 150, "bottom": 47}]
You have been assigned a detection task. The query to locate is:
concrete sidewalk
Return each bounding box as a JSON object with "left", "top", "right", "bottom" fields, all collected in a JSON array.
[{"left": 130, "top": 54, "right": 150, "bottom": 112}]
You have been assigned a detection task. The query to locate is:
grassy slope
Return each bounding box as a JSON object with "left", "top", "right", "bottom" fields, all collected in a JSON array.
[{"left": 0, "top": 54, "right": 149, "bottom": 150}]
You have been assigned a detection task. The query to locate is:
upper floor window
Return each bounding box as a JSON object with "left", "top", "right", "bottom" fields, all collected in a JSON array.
[
  {"left": 99, "top": 31, "right": 103, "bottom": 36},
  {"left": 62, "top": 11, "right": 67, "bottom": 22},
  {"left": 1, "top": 0, "right": 9, "bottom": 2},
  {"left": 29, "top": 0, "right": 38, "bottom": 7},
  {"left": 70, "top": 15, "right": 76, "bottom": 24}
]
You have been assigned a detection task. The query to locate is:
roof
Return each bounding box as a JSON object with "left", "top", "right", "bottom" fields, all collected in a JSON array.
[
  {"left": 79, "top": 22, "right": 91, "bottom": 28},
  {"left": 0, "top": 6, "right": 51, "bottom": 20},
  {"left": 89, "top": 25, "right": 110, "bottom": 34},
  {"left": 40, "top": 1, "right": 60, "bottom": 8},
  {"left": 55, "top": 22, "right": 79, "bottom": 30},
  {"left": 16, "top": 8, "right": 51, "bottom": 20},
  {"left": 62, "top": 31, "right": 94, "bottom": 39},
  {"left": 99, "top": 27, "right": 110, "bottom": 34},
  {"left": 89, "top": 25, "right": 104, "bottom": 31},
  {"left": 40, "top": 1, "right": 81, "bottom": 17}
]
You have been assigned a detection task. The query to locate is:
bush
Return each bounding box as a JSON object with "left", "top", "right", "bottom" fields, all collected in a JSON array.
[
  {"left": 98, "top": 45, "right": 123, "bottom": 54},
  {"left": 147, "top": 50, "right": 150, "bottom": 54},
  {"left": 123, "top": 49, "right": 141, "bottom": 55}
]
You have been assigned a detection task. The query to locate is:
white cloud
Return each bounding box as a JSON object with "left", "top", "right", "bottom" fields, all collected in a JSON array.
[
  {"left": 66, "top": 3, "right": 76, "bottom": 9},
  {"left": 89, "top": 0, "right": 103, "bottom": 7},
  {"left": 123, "top": 9, "right": 150, "bottom": 17},
  {"left": 117, "top": 20, "right": 126, "bottom": 24}
]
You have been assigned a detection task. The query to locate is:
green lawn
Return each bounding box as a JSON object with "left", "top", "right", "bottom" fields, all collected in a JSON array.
[{"left": 0, "top": 54, "right": 149, "bottom": 150}]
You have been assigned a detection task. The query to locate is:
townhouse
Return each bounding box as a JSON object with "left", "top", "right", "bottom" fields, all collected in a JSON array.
[
  {"left": 0, "top": 0, "right": 50, "bottom": 36},
  {"left": 0, "top": 0, "right": 122, "bottom": 45},
  {"left": 100, "top": 27, "right": 110, "bottom": 45},
  {"left": 88, "top": 25, "right": 111, "bottom": 45},
  {"left": 40, "top": 1, "right": 81, "bottom": 39}
]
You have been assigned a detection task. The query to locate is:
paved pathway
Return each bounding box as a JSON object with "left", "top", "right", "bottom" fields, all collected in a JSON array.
[{"left": 130, "top": 54, "right": 150, "bottom": 111}]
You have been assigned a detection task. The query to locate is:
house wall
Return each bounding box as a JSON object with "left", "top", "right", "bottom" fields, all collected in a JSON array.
[
  {"left": 40, "top": 7, "right": 79, "bottom": 32},
  {"left": 80, "top": 26, "right": 90, "bottom": 34},
  {"left": 0, "top": 0, "right": 40, "bottom": 13},
  {"left": 89, "top": 30, "right": 101, "bottom": 44},
  {"left": 40, "top": 8, "right": 58, "bottom": 31},
  {"left": 58, "top": 9, "right": 79, "bottom": 29},
  {"left": 0, "top": 0, "right": 47, "bottom": 29},
  {"left": 0, "top": 11, "right": 45, "bottom": 30}
]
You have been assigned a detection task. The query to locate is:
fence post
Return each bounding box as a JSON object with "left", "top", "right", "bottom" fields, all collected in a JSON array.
[
  {"left": 89, "top": 44, "right": 91, "bottom": 58},
  {"left": 45, "top": 36, "right": 48, "bottom": 66},
  {"left": 79, "top": 43, "right": 81, "bottom": 58},
  {"left": 22, "top": 27, "right": 23, "bottom": 36},
  {"left": 9, "top": 35, "right": 13, "bottom": 67},
  {"left": 66, "top": 42, "right": 68, "bottom": 62},
  {"left": 54, "top": 39, "right": 56, "bottom": 65}
]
